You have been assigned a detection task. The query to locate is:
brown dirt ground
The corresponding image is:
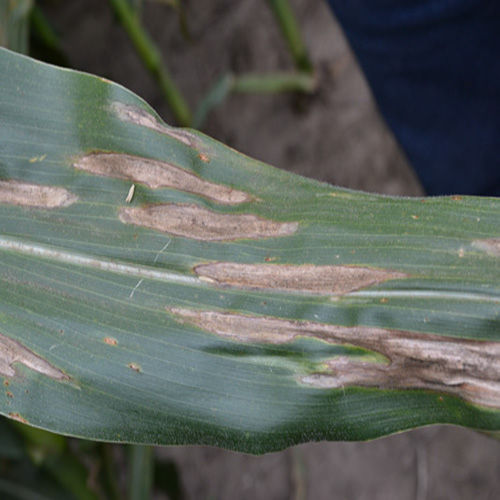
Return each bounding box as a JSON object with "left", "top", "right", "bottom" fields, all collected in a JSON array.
[{"left": 43, "top": 0, "right": 499, "bottom": 498}]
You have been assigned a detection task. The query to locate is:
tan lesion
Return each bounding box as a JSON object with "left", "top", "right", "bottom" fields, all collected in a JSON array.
[
  {"left": 74, "top": 152, "right": 251, "bottom": 205},
  {"left": 119, "top": 203, "right": 298, "bottom": 241},
  {"left": 473, "top": 238, "right": 500, "bottom": 257},
  {"left": 110, "top": 102, "right": 197, "bottom": 147},
  {"left": 168, "top": 308, "right": 500, "bottom": 408},
  {"left": 194, "top": 262, "right": 407, "bottom": 295},
  {"left": 0, "top": 180, "right": 77, "bottom": 208},
  {"left": 0, "top": 332, "right": 68, "bottom": 381}
]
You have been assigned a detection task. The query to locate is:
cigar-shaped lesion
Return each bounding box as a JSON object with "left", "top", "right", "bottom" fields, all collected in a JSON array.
[
  {"left": 0, "top": 332, "right": 69, "bottom": 381},
  {"left": 168, "top": 308, "right": 500, "bottom": 408},
  {"left": 119, "top": 203, "right": 298, "bottom": 241},
  {"left": 110, "top": 102, "right": 197, "bottom": 147},
  {"left": 74, "top": 153, "right": 251, "bottom": 205},
  {"left": 194, "top": 262, "right": 407, "bottom": 295},
  {"left": 473, "top": 238, "right": 500, "bottom": 257},
  {"left": 0, "top": 180, "right": 77, "bottom": 208}
]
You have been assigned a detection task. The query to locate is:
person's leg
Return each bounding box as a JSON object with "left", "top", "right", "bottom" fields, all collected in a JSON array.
[{"left": 325, "top": 0, "right": 500, "bottom": 195}]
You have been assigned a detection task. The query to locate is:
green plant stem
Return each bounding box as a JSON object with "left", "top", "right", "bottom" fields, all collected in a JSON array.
[
  {"left": 100, "top": 443, "right": 122, "bottom": 500},
  {"left": 30, "top": 4, "right": 68, "bottom": 66},
  {"left": 44, "top": 454, "right": 99, "bottom": 500},
  {"left": 232, "top": 71, "right": 316, "bottom": 93},
  {"left": 152, "top": 0, "right": 191, "bottom": 40},
  {"left": 108, "top": 0, "right": 192, "bottom": 126},
  {"left": 127, "top": 0, "right": 143, "bottom": 16},
  {"left": 128, "top": 445, "right": 154, "bottom": 500},
  {"left": 194, "top": 71, "right": 316, "bottom": 128},
  {"left": 11, "top": 422, "right": 99, "bottom": 500},
  {"left": 30, "top": 5, "right": 60, "bottom": 51},
  {"left": 170, "top": 0, "right": 191, "bottom": 41},
  {"left": 193, "top": 73, "right": 233, "bottom": 128},
  {"left": 267, "top": 0, "right": 312, "bottom": 73},
  {"left": 0, "top": 0, "right": 32, "bottom": 53}
]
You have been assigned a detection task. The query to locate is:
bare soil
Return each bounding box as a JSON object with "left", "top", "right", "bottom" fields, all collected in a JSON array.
[{"left": 44, "top": 0, "right": 499, "bottom": 498}]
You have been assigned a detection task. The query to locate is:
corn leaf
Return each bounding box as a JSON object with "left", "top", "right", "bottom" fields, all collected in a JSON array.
[{"left": 0, "top": 48, "right": 499, "bottom": 453}]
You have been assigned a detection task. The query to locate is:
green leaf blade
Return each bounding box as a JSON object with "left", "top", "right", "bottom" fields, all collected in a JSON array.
[{"left": 0, "top": 48, "right": 499, "bottom": 453}]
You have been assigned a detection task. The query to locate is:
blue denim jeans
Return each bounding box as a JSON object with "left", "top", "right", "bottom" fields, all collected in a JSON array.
[{"left": 326, "top": 0, "right": 500, "bottom": 195}]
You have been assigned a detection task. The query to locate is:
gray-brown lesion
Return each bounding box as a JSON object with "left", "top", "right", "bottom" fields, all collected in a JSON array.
[
  {"left": 119, "top": 203, "right": 298, "bottom": 241},
  {"left": 194, "top": 262, "right": 408, "bottom": 295},
  {"left": 169, "top": 308, "right": 500, "bottom": 408},
  {"left": 110, "top": 102, "right": 197, "bottom": 147},
  {"left": 74, "top": 152, "right": 251, "bottom": 205},
  {"left": 0, "top": 180, "right": 77, "bottom": 208},
  {"left": 473, "top": 238, "right": 500, "bottom": 257},
  {"left": 0, "top": 332, "right": 68, "bottom": 381}
]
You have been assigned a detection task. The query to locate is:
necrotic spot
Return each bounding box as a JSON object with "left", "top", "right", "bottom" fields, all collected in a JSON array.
[
  {"left": 0, "top": 332, "right": 68, "bottom": 380},
  {"left": 119, "top": 203, "right": 298, "bottom": 241},
  {"left": 0, "top": 180, "right": 77, "bottom": 208},
  {"left": 168, "top": 308, "right": 500, "bottom": 408},
  {"left": 74, "top": 153, "right": 250, "bottom": 205},
  {"left": 110, "top": 102, "right": 196, "bottom": 147},
  {"left": 473, "top": 238, "right": 500, "bottom": 257},
  {"left": 194, "top": 262, "right": 407, "bottom": 295}
]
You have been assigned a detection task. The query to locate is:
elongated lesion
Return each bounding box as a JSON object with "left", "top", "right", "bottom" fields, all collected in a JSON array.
[
  {"left": 194, "top": 262, "right": 407, "bottom": 295},
  {"left": 74, "top": 152, "right": 251, "bottom": 205},
  {"left": 110, "top": 102, "right": 197, "bottom": 147},
  {"left": 0, "top": 180, "right": 77, "bottom": 208},
  {"left": 0, "top": 332, "right": 68, "bottom": 381},
  {"left": 119, "top": 203, "right": 298, "bottom": 241},
  {"left": 168, "top": 308, "right": 500, "bottom": 408},
  {"left": 473, "top": 238, "right": 500, "bottom": 257}
]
